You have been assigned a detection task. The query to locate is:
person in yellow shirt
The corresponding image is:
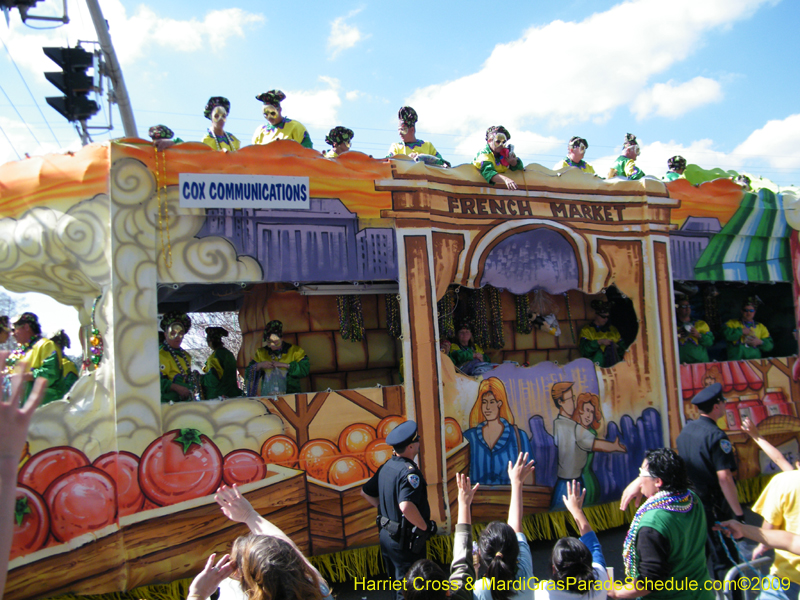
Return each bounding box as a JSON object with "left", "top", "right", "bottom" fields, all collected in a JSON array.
[
  {"left": 50, "top": 330, "right": 79, "bottom": 391},
  {"left": 159, "top": 312, "right": 196, "bottom": 403},
  {"left": 608, "top": 133, "right": 645, "bottom": 180},
  {"left": 554, "top": 136, "right": 595, "bottom": 174},
  {"left": 473, "top": 125, "right": 524, "bottom": 189},
  {"left": 251, "top": 90, "right": 313, "bottom": 149},
  {"left": 201, "top": 96, "right": 240, "bottom": 152},
  {"left": 246, "top": 320, "right": 309, "bottom": 395},
  {"left": 386, "top": 106, "right": 449, "bottom": 167},
  {"left": 324, "top": 126, "right": 354, "bottom": 158},
  {"left": 5, "top": 312, "right": 65, "bottom": 405}
]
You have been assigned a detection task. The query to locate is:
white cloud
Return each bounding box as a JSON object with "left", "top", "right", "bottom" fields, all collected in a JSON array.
[
  {"left": 631, "top": 77, "right": 723, "bottom": 120},
  {"left": 346, "top": 90, "right": 362, "bottom": 101},
  {"left": 406, "top": 0, "right": 772, "bottom": 134},
  {"left": 283, "top": 77, "right": 342, "bottom": 129},
  {"left": 327, "top": 9, "right": 369, "bottom": 59},
  {"left": 733, "top": 114, "right": 800, "bottom": 170}
]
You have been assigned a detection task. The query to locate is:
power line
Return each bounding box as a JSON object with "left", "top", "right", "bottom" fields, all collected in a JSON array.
[
  {"left": 0, "top": 32, "right": 61, "bottom": 145},
  {"left": 0, "top": 83, "right": 43, "bottom": 148}
]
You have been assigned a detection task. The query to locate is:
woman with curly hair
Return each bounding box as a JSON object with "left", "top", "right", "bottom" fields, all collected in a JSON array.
[{"left": 571, "top": 393, "right": 603, "bottom": 506}]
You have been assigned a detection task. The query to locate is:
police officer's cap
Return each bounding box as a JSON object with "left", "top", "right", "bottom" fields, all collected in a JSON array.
[
  {"left": 386, "top": 420, "right": 418, "bottom": 447},
  {"left": 691, "top": 382, "right": 723, "bottom": 405}
]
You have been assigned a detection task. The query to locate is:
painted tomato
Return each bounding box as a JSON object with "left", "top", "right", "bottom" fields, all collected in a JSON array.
[
  {"left": 223, "top": 449, "right": 267, "bottom": 486},
  {"left": 338, "top": 423, "right": 377, "bottom": 459},
  {"left": 17, "top": 446, "right": 90, "bottom": 496},
  {"left": 260, "top": 434, "right": 299, "bottom": 468},
  {"left": 298, "top": 439, "right": 339, "bottom": 482},
  {"left": 10, "top": 484, "right": 49, "bottom": 560},
  {"left": 44, "top": 467, "right": 117, "bottom": 543},
  {"left": 138, "top": 429, "right": 223, "bottom": 506},
  {"left": 364, "top": 439, "right": 392, "bottom": 473},
  {"left": 376, "top": 416, "right": 405, "bottom": 440},
  {"left": 328, "top": 456, "right": 370, "bottom": 487},
  {"left": 444, "top": 417, "right": 463, "bottom": 451},
  {"left": 93, "top": 451, "right": 145, "bottom": 517}
]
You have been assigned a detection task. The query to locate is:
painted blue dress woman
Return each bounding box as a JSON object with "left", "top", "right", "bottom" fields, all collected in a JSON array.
[{"left": 463, "top": 377, "right": 532, "bottom": 485}]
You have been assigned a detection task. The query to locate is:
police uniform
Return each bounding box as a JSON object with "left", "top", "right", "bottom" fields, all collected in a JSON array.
[
  {"left": 676, "top": 383, "right": 740, "bottom": 581},
  {"left": 362, "top": 421, "right": 430, "bottom": 598}
]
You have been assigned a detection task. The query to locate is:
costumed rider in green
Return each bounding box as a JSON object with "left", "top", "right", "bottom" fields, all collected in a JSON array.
[
  {"left": 473, "top": 125, "right": 524, "bottom": 189},
  {"left": 555, "top": 136, "right": 595, "bottom": 174},
  {"left": 676, "top": 295, "right": 713, "bottom": 364},
  {"left": 579, "top": 300, "right": 627, "bottom": 367},
  {"left": 148, "top": 124, "right": 183, "bottom": 151},
  {"left": 5, "top": 312, "right": 66, "bottom": 405},
  {"left": 251, "top": 90, "right": 313, "bottom": 148},
  {"left": 202, "top": 326, "right": 242, "bottom": 399},
  {"left": 50, "top": 330, "right": 79, "bottom": 391},
  {"left": 449, "top": 321, "right": 487, "bottom": 373},
  {"left": 724, "top": 297, "right": 773, "bottom": 360},
  {"left": 159, "top": 312, "right": 200, "bottom": 403},
  {"left": 664, "top": 155, "right": 686, "bottom": 181},
  {"left": 387, "top": 106, "right": 450, "bottom": 167},
  {"left": 246, "top": 320, "right": 309, "bottom": 395},
  {"left": 608, "top": 133, "right": 645, "bottom": 180},
  {"left": 201, "top": 96, "right": 240, "bottom": 152},
  {"left": 324, "top": 126, "right": 354, "bottom": 158}
]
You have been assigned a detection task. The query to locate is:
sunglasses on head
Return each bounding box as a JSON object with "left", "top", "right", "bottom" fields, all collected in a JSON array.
[
  {"left": 570, "top": 142, "right": 587, "bottom": 151},
  {"left": 743, "top": 308, "right": 755, "bottom": 313}
]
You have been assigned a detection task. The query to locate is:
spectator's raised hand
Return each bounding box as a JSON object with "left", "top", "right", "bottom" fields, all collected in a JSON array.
[
  {"left": 215, "top": 484, "right": 258, "bottom": 524},
  {"left": 563, "top": 480, "right": 586, "bottom": 515},
  {"left": 507, "top": 452, "right": 535, "bottom": 487},
  {"left": 456, "top": 472, "right": 479, "bottom": 525},
  {"left": 187, "top": 553, "right": 235, "bottom": 600}
]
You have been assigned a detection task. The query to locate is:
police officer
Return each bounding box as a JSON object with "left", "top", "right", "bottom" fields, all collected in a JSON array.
[
  {"left": 676, "top": 382, "right": 745, "bottom": 582},
  {"left": 361, "top": 421, "right": 435, "bottom": 599}
]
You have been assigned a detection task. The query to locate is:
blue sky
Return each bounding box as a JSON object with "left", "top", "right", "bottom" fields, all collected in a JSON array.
[{"left": 1, "top": 0, "right": 800, "bottom": 338}]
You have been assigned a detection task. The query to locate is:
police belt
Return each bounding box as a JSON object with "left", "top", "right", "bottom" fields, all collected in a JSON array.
[{"left": 377, "top": 515, "right": 407, "bottom": 536}]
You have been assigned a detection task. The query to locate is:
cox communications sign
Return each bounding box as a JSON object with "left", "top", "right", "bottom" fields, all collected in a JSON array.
[{"left": 179, "top": 173, "right": 310, "bottom": 209}]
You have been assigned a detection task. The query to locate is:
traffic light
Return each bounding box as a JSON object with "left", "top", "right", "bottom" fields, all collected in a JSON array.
[{"left": 43, "top": 46, "right": 99, "bottom": 122}]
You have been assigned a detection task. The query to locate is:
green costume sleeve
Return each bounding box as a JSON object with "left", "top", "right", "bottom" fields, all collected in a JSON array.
[
  {"left": 202, "top": 369, "right": 223, "bottom": 399},
  {"left": 287, "top": 355, "right": 310, "bottom": 380},
  {"left": 699, "top": 330, "right": 714, "bottom": 348},
  {"left": 33, "top": 351, "right": 65, "bottom": 404},
  {"left": 301, "top": 132, "right": 313, "bottom": 149},
  {"left": 760, "top": 336, "right": 774, "bottom": 354},
  {"left": 478, "top": 161, "right": 498, "bottom": 184},
  {"left": 63, "top": 371, "right": 78, "bottom": 390},
  {"left": 723, "top": 323, "right": 743, "bottom": 343},
  {"left": 449, "top": 347, "right": 475, "bottom": 368},
  {"left": 579, "top": 337, "right": 602, "bottom": 362},
  {"left": 510, "top": 159, "right": 524, "bottom": 171}
]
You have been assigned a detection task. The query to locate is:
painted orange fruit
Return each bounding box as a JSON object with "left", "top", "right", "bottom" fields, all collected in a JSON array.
[
  {"left": 298, "top": 439, "right": 339, "bottom": 482},
  {"left": 444, "top": 417, "right": 463, "bottom": 451},
  {"left": 364, "top": 439, "right": 392, "bottom": 473},
  {"left": 376, "top": 416, "right": 405, "bottom": 439},
  {"left": 338, "top": 423, "right": 377, "bottom": 458},
  {"left": 260, "top": 435, "right": 299, "bottom": 469},
  {"left": 328, "top": 456, "right": 370, "bottom": 487}
]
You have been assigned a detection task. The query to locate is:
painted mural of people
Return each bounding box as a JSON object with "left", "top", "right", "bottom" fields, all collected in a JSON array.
[
  {"left": 550, "top": 382, "right": 626, "bottom": 510},
  {"left": 463, "top": 377, "right": 532, "bottom": 486},
  {"left": 572, "top": 392, "right": 603, "bottom": 506}
]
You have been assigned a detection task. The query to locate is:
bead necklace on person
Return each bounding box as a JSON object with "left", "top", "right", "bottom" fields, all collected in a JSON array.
[
  {"left": 162, "top": 343, "right": 191, "bottom": 380},
  {"left": 622, "top": 489, "right": 693, "bottom": 577},
  {"left": 208, "top": 129, "right": 236, "bottom": 151},
  {"left": 5, "top": 334, "right": 41, "bottom": 372}
]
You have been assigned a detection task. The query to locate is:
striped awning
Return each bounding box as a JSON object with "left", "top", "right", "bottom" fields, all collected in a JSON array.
[
  {"left": 680, "top": 361, "right": 764, "bottom": 400},
  {"left": 694, "top": 188, "right": 791, "bottom": 282}
]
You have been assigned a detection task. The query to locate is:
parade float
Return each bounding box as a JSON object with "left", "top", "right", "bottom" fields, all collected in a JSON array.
[{"left": 1, "top": 139, "right": 800, "bottom": 600}]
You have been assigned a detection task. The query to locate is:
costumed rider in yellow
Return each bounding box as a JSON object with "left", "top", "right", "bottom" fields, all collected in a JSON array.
[
  {"left": 724, "top": 297, "right": 773, "bottom": 360},
  {"left": 50, "top": 330, "right": 79, "bottom": 391},
  {"left": 5, "top": 312, "right": 66, "bottom": 405},
  {"left": 579, "top": 300, "right": 627, "bottom": 368},
  {"left": 676, "top": 295, "right": 713, "bottom": 364},
  {"left": 246, "top": 319, "right": 309, "bottom": 396},
  {"left": 555, "top": 136, "right": 595, "bottom": 174},
  {"left": 473, "top": 125, "right": 524, "bottom": 190},
  {"left": 202, "top": 326, "right": 242, "bottom": 399},
  {"left": 608, "top": 133, "right": 645, "bottom": 180},
  {"left": 387, "top": 106, "right": 450, "bottom": 167},
  {"left": 324, "top": 126, "right": 354, "bottom": 158},
  {"left": 665, "top": 155, "right": 687, "bottom": 181},
  {"left": 251, "top": 90, "right": 313, "bottom": 149},
  {"left": 159, "top": 312, "right": 200, "bottom": 403},
  {"left": 201, "top": 96, "right": 240, "bottom": 152}
]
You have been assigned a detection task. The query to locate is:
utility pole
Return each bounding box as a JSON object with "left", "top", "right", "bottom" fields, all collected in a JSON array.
[{"left": 84, "top": 0, "right": 137, "bottom": 138}]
